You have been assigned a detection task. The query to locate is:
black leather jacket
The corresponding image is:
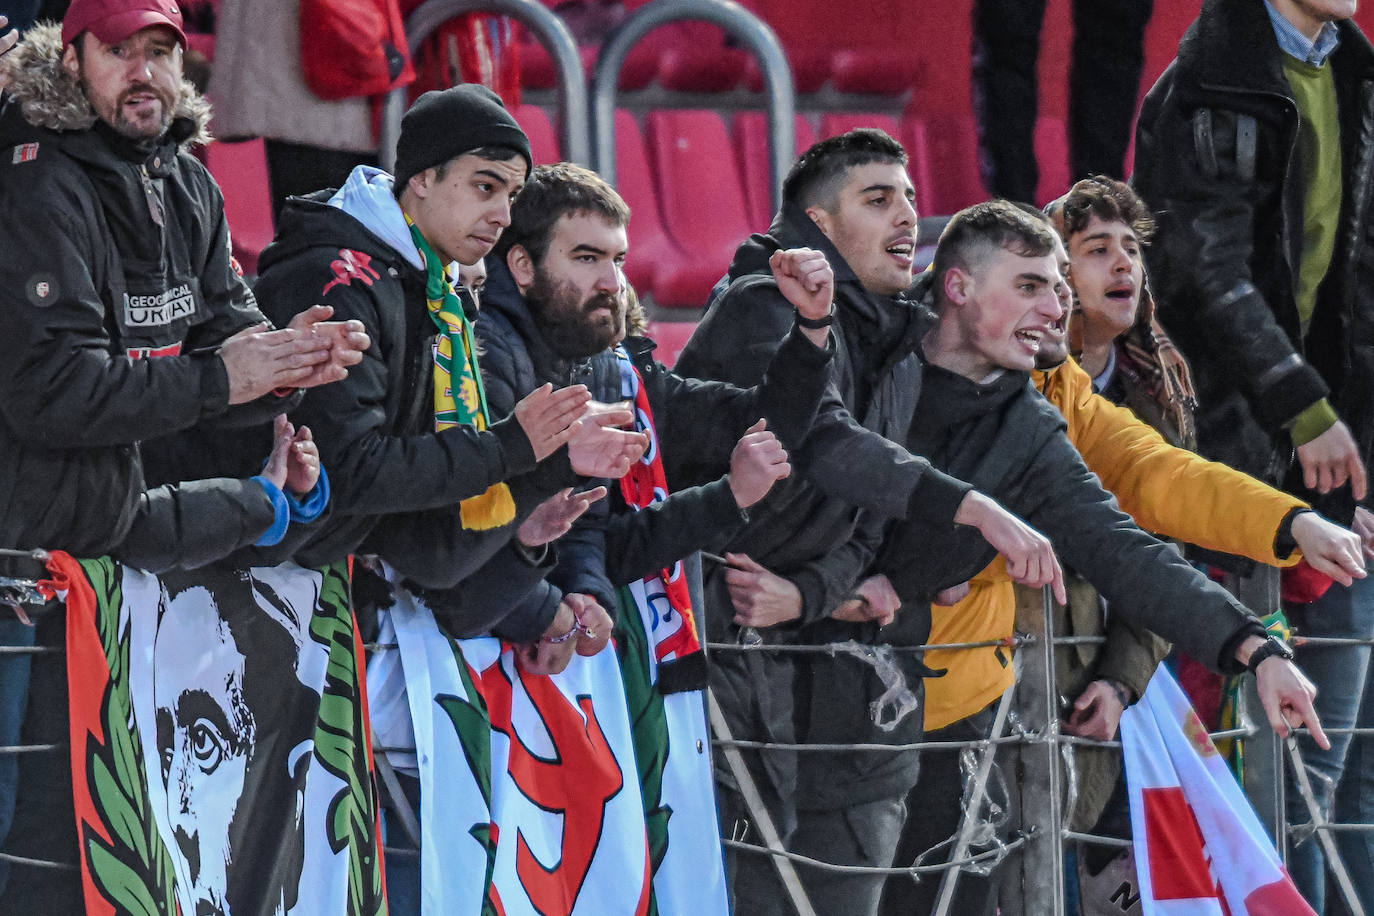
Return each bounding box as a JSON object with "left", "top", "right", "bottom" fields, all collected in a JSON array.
[{"left": 1134, "top": 0, "right": 1374, "bottom": 524}]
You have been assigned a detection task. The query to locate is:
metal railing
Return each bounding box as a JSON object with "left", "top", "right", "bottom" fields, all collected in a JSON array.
[
  {"left": 5, "top": 589, "right": 1373, "bottom": 914},
  {"left": 589, "top": 0, "right": 796, "bottom": 214},
  {"left": 379, "top": 0, "right": 591, "bottom": 170}
]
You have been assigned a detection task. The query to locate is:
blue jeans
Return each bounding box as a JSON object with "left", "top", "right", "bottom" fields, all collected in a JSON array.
[
  {"left": 1284, "top": 574, "right": 1374, "bottom": 910},
  {"left": 0, "top": 619, "right": 34, "bottom": 896}
]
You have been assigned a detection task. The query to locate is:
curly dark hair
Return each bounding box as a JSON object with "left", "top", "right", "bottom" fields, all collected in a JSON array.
[{"left": 1047, "top": 175, "right": 1155, "bottom": 244}]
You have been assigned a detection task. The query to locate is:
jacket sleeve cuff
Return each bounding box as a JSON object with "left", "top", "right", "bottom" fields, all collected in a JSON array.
[
  {"left": 489, "top": 412, "right": 538, "bottom": 476},
  {"left": 1255, "top": 358, "right": 1330, "bottom": 434},
  {"left": 906, "top": 466, "right": 974, "bottom": 526},
  {"left": 790, "top": 568, "right": 831, "bottom": 626},
  {"left": 197, "top": 352, "right": 231, "bottom": 416},
  {"left": 286, "top": 466, "right": 330, "bottom": 523},
  {"left": 1287, "top": 398, "right": 1340, "bottom": 447},
  {"left": 1217, "top": 619, "right": 1268, "bottom": 675},
  {"left": 250, "top": 476, "right": 291, "bottom": 546},
  {"left": 492, "top": 581, "right": 563, "bottom": 644}
]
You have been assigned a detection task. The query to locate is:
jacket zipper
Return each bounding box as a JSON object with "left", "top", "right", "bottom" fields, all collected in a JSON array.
[{"left": 139, "top": 163, "right": 165, "bottom": 229}]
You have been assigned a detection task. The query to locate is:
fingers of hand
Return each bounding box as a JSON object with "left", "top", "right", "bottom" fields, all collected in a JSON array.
[{"left": 725, "top": 552, "right": 764, "bottom": 572}]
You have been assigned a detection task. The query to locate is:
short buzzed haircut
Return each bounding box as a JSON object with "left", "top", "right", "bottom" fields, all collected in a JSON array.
[
  {"left": 1047, "top": 175, "right": 1156, "bottom": 244},
  {"left": 781, "top": 129, "right": 908, "bottom": 212},
  {"left": 496, "top": 162, "right": 630, "bottom": 265},
  {"left": 931, "top": 199, "right": 1058, "bottom": 304}
]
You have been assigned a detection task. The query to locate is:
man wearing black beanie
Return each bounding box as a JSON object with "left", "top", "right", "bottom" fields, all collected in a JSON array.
[{"left": 250, "top": 83, "right": 644, "bottom": 641}]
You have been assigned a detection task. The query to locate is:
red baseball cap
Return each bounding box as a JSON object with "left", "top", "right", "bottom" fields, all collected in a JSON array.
[{"left": 61, "top": 0, "right": 186, "bottom": 48}]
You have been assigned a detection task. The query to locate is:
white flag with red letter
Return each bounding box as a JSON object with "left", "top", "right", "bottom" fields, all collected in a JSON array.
[{"left": 1120, "top": 666, "right": 1314, "bottom": 915}]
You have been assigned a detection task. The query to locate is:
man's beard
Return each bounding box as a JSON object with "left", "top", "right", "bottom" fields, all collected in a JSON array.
[
  {"left": 527, "top": 271, "right": 625, "bottom": 359},
  {"left": 88, "top": 80, "right": 176, "bottom": 140}
]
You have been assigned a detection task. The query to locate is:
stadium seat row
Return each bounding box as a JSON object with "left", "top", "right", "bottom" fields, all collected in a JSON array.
[{"left": 205, "top": 104, "right": 1070, "bottom": 304}]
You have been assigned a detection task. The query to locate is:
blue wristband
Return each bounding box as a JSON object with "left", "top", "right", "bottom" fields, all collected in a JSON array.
[
  {"left": 251, "top": 476, "right": 291, "bottom": 546},
  {"left": 286, "top": 465, "right": 330, "bottom": 524}
]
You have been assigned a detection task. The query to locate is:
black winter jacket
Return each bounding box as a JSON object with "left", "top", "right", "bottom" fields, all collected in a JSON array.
[
  {"left": 1134, "top": 0, "right": 1374, "bottom": 524},
  {"left": 252, "top": 195, "right": 537, "bottom": 566},
  {"left": 0, "top": 25, "right": 286, "bottom": 568},
  {"left": 676, "top": 204, "right": 973, "bottom": 628},
  {"left": 475, "top": 257, "right": 834, "bottom": 618}
]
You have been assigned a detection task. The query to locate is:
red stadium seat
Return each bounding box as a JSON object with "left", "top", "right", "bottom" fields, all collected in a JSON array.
[
  {"left": 519, "top": 39, "right": 656, "bottom": 92},
  {"left": 512, "top": 103, "right": 560, "bottom": 164},
  {"left": 644, "top": 110, "right": 755, "bottom": 308},
  {"left": 642, "top": 319, "right": 700, "bottom": 368},
  {"left": 829, "top": 48, "right": 922, "bottom": 95},
  {"left": 612, "top": 110, "right": 683, "bottom": 303},
  {"left": 819, "top": 112, "right": 902, "bottom": 141},
  {"left": 206, "top": 138, "right": 275, "bottom": 277},
  {"left": 904, "top": 112, "right": 986, "bottom": 217},
  {"left": 655, "top": 23, "right": 748, "bottom": 92},
  {"left": 734, "top": 112, "right": 815, "bottom": 228},
  {"left": 743, "top": 48, "right": 833, "bottom": 94}
]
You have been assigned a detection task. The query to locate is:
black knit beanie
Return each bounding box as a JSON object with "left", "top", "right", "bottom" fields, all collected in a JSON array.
[{"left": 393, "top": 84, "right": 532, "bottom": 193}]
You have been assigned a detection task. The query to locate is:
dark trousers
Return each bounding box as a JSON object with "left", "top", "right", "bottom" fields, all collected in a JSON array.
[
  {"left": 879, "top": 703, "right": 1007, "bottom": 916},
  {"left": 263, "top": 140, "right": 378, "bottom": 226},
  {"left": 972, "top": 0, "right": 1154, "bottom": 202},
  {"left": 0, "top": 618, "right": 33, "bottom": 897},
  {"left": 792, "top": 795, "right": 906, "bottom": 916},
  {"left": 0, "top": 608, "right": 80, "bottom": 915}
]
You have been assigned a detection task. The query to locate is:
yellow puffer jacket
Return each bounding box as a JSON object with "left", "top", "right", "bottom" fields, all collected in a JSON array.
[{"left": 924, "top": 357, "right": 1307, "bottom": 731}]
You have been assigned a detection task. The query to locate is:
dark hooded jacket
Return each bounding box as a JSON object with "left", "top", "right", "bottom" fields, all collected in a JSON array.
[
  {"left": 0, "top": 23, "right": 289, "bottom": 569},
  {"left": 252, "top": 184, "right": 600, "bottom": 641},
  {"left": 1134, "top": 0, "right": 1374, "bottom": 526},
  {"left": 474, "top": 256, "right": 835, "bottom": 644},
  {"left": 677, "top": 203, "right": 974, "bottom": 627},
  {"left": 674, "top": 203, "right": 975, "bottom": 811}
]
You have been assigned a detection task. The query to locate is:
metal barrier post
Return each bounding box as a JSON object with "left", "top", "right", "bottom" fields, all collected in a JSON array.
[
  {"left": 590, "top": 0, "right": 795, "bottom": 212},
  {"left": 1001, "top": 585, "right": 1066, "bottom": 916},
  {"left": 380, "top": 0, "right": 590, "bottom": 170},
  {"left": 1226, "top": 567, "right": 1285, "bottom": 842}
]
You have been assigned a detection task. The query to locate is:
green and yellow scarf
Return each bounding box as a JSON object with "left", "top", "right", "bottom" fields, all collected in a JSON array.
[{"left": 407, "top": 215, "right": 515, "bottom": 530}]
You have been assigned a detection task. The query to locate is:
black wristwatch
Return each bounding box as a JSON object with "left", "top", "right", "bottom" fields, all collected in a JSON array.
[
  {"left": 793, "top": 305, "right": 835, "bottom": 329},
  {"left": 1247, "top": 635, "right": 1295, "bottom": 674}
]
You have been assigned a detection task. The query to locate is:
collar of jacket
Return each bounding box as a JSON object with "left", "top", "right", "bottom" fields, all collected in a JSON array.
[
  {"left": 1179, "top": 0, "right": 1374, "bottom": 98},
  {"left": 731, "top": 200, "right": 920, "bottom": 358},
  {"left": 0, "top": 21, "right": 210, "bottom": 173},
  {"left": 261, "top": 192, "right": 422, "bottom": 284},
  {"left": 479, "top": 254, "right": 589, "bottom": 384}
]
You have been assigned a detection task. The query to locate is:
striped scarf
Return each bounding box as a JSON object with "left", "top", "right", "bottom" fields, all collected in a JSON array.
[
  {"left": 613, "top": 346, "right": 702, "bottom": 664},
  {"left": 407, "top": 215, "right": 515, "bottom": 530}
]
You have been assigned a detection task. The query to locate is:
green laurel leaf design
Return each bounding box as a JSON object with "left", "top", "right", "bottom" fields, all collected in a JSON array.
[
  {"left": 307, "top": 562, "right": 386, "bottom": 916},
  {"left": 438, "top": 638, "right": 498, "bottom": 914},
  {"left": 614, "top": 587, "right": 673, "bottom": 916},
  {"left": 77, "top": 558, "right": 177, "bottom": 916}
]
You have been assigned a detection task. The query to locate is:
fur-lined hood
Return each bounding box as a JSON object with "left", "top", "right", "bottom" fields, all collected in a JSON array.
[{"left": 0, "top": 21, "right": 210, "bottom": 146}]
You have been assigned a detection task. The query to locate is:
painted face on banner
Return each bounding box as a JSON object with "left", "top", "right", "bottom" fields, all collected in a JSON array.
[
  {"left": 155, "top": 585, "right": 252, "bottom": 916},
  {"left": 152, "top": 570, "right": 318, "bottom": 916}
]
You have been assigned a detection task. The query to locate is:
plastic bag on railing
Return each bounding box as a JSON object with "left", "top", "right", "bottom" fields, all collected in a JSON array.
[
  {"left": 1061, "top": 740, "right": 1081, "bottom": 830},
  {"left": 825, "top": 641, "right": 920, "bottom": 731},
  {"left": 907, "top": 743, "right": 1014, "bottom": 879}
]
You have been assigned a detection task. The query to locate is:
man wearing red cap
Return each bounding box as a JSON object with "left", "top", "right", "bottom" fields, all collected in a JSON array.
[{"left": 0, "top": 1, "right": 371, "bottom": 907}]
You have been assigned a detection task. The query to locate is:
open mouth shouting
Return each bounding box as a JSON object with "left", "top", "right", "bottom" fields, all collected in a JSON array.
[
  {"left": 885, "top": 235, "right": 916, "bottom": 269},
  {"left": 1104, "top": 279, "right": 1136, "bottom": 303},
  {"left": 1014, "top": 327, "right": 1047, "bottom": 354}
]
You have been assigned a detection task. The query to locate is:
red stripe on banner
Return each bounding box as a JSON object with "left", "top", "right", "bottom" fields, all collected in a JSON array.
[
  {"left": 1143, "top": 786, "right": 1220, "bottom": 901},
  {"left": 53, "top": 552, "right": 117, "bottom": 916},
  {"left": 1244, "top": 873, "right": 1316, "bottom": 915}
]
